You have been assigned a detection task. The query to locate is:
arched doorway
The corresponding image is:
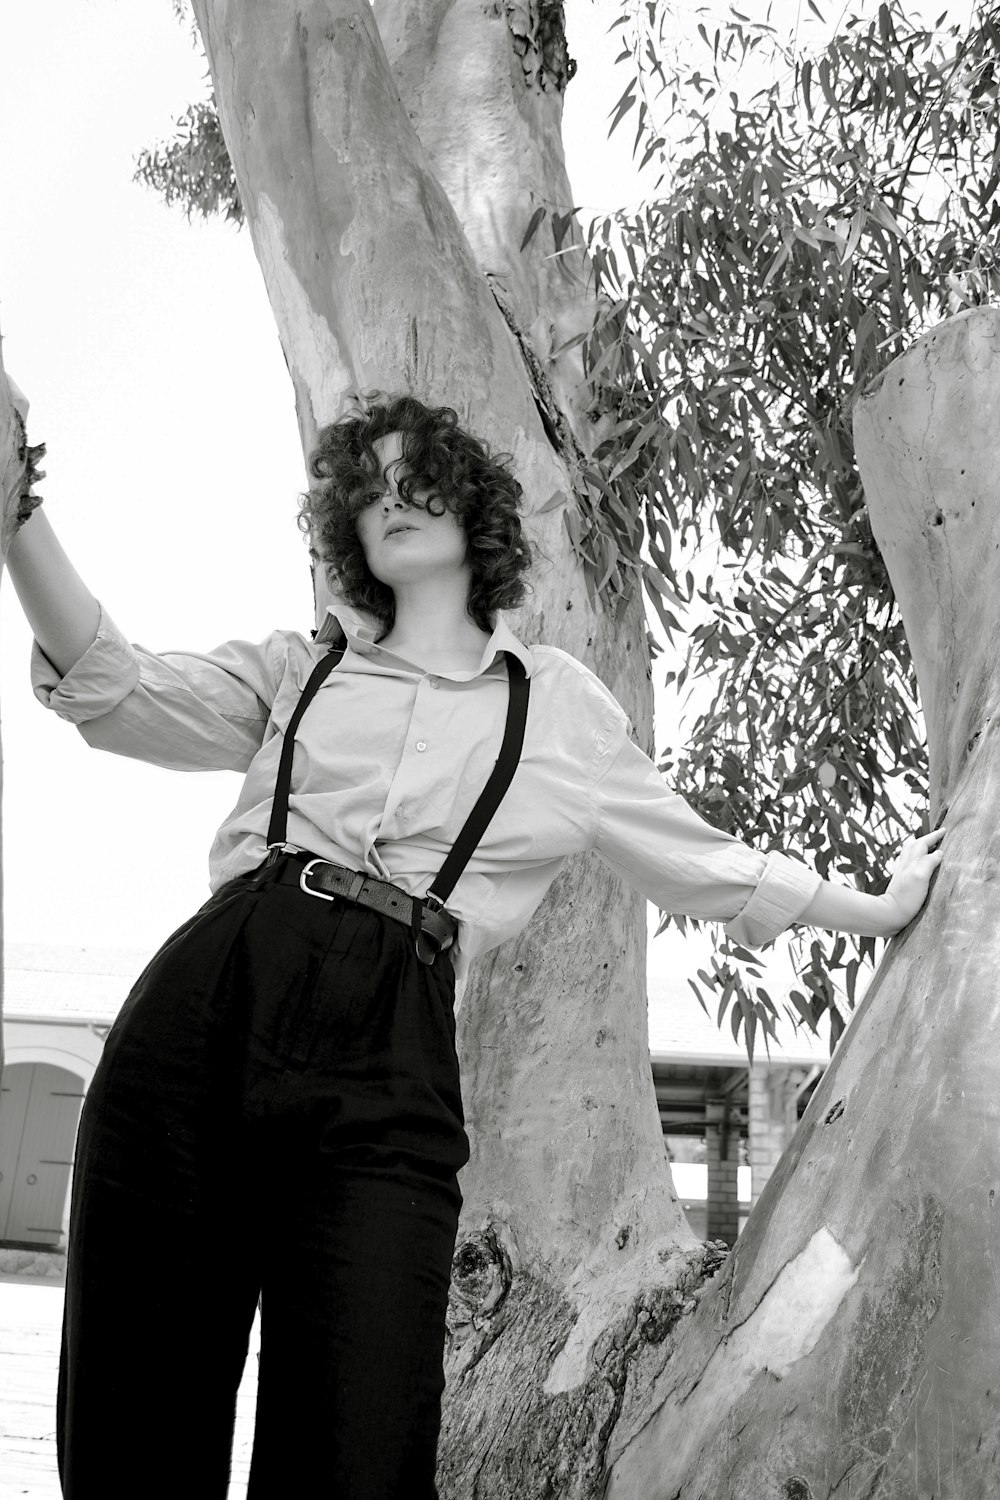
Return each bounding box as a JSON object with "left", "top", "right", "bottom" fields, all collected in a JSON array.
[{"left": 0, "top": 1062, "right": 85, "bottom": 1247}]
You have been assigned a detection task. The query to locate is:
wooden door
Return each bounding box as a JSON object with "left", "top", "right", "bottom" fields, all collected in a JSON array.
[{"left": 0, "top": 1063, "right": 85, "bottom": 1246}]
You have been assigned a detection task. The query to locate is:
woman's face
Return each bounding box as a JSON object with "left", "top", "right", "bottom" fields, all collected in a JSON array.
[{"left": 354, "top": 430, "right": 470, "bottom": 590}]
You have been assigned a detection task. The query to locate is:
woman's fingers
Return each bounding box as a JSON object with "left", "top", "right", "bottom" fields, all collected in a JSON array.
[
  {"left": 903, "top": 827, "right": 945, "bottom": 861},
  {"left": 881, "top": 825, "right": 945, "bottom": 927}
]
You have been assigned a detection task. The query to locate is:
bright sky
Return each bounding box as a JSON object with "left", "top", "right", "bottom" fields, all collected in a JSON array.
[{"left": 0, "top": 0, "right": 827, "bottom": 1009}]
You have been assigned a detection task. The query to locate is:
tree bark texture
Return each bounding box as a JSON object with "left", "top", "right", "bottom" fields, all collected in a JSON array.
[
  {"left": 0, "top": 343, "right": 44, "bottom": 1077},
  {"left": 598, "top": 307, "right": 1000, "bottom": 1499},
  {"left": 0, "top": 333, "right": 23, "bottom": 1076},
  {"left": 187, "top": 4, "right": 705, "bottom": 1493}
]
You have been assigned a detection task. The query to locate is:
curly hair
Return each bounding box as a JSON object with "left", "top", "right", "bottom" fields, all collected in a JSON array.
[{"left": 298, "top": 391, "right": 535, "bottom": 635}]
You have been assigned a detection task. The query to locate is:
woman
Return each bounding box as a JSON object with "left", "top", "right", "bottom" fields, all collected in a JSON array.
[{"left": 5, "top": 389, "right": 943, "bottom": 1498}]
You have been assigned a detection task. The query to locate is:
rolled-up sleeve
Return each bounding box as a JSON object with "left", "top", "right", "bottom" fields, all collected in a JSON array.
[
  {"left": 30, "top": 603, "right": 275, "bottom": 773},
  {"left": 592, "top": 721, "right": 821, "bottom": 947}
]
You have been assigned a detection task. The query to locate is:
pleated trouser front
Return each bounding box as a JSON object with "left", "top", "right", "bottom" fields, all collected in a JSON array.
[{"left": 56, "top": 853, "right": 469, "bottom": 1499}]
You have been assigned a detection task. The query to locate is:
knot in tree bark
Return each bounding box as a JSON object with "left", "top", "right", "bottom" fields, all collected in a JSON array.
[{"left": 447, "top": 1225, "right": 512, "bottom": 1341}]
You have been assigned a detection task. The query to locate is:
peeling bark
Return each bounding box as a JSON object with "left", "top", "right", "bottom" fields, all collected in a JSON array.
[
  {"left": 441, "top": 1243, "right": 728, "bottom": 1499},
  {"left": 599, "top": 308, "right": 1000, "bottom": 1498}
]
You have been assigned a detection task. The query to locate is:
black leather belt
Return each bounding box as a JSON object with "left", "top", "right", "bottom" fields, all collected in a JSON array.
[{"left": 271, "top": 849, "right": 458, "bottom": 957}]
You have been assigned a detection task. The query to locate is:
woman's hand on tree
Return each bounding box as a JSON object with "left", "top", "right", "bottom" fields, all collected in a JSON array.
[
  {"left": 2, "top": 374, "right": 44, "bottom": 553},
  {"left": 879, "top": 826, "right": 945, "bottom": 933}
]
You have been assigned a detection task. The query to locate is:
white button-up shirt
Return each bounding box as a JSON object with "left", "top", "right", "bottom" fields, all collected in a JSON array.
[{"left": 31, "top": 602, "right": 821, "bottom": 992}]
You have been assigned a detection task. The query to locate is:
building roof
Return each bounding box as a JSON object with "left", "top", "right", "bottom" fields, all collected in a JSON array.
[
  {"left": 646, "top": 923, "right": 835, "bottom": 1067},
  {"left": 646, "top": 968, "right": 832, "bottom": 1066},
  {"left": 5, "top": 930, "right": 840, "bottom": 1067},
  {"left": 3, "top": 942, "right": 156, "bottom": 1026}
]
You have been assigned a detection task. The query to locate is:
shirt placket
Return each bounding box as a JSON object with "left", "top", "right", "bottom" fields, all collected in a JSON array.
[{"left": 381, "top": 673, "right": 444, "bottom": 839}]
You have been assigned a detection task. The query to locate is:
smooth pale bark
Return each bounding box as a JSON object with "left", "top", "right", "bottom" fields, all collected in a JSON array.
[
  {"left": 0, "top": 334, "right": 22, "bottom": 1075},
  {"left": 188, "top": 5, "right": 705, "bottom": 1493},
  {"left": 600, "top": 307, "right": 1000, "bottom": 1497},
  {"left": 374, "top": 0, "right": 605, "bottom": 439}
]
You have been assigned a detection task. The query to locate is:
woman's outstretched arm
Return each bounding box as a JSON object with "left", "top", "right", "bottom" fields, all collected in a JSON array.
[{"left": 591, "top": 704, "right": 946, "bottom": 947}]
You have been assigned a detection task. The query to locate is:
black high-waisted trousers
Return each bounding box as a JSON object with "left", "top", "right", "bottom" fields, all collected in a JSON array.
[{"left": 56, "top": 854, "right": 469, "bottom": 1498}]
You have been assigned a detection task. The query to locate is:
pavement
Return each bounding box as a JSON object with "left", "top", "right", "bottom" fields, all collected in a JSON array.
[{"left": 0, "top": 1275, "right": 261, "bottom": 1497}]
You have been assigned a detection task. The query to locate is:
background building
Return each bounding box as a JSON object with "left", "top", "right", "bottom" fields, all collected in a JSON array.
[
  {"left": 1, "top": 945, "right": 148, "bottom": 1250},
  {"left": 648, "top": 963, "right": 830, "bottom": 1244}
]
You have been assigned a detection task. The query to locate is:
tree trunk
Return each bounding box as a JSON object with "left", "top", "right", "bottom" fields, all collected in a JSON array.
[
  {"left": 599, "top": 306, "right": 1000, "bottom": 1498},
  {"left": 188, "top": 3, "right": 711, "bottom": 1494},
  {"left": 0, "top": 335, "right": 23, "bottom": 1078}
]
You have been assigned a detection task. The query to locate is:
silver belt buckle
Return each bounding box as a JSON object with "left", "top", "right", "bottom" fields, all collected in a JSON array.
[{"left": 299, "top": 858, "right": 365, "bottom": 903}]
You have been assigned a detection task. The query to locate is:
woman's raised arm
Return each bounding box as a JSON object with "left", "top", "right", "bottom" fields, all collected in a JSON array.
[
  {"left": 3, "top": 379, "right": 99, "bottom": 675},
  {"left": 6, "top": 508, "right": 101, "bottom": 676}
]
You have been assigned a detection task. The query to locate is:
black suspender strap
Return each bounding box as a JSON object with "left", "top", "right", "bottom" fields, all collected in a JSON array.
[
  {"left": 264, "top": 644, "right": 531, "bottom": 962},
  {"left": 413, "top": 651, "right": 529, "bottom": 964},
  {"left": 425, "top": 652, "right": 528, "bottom": 908},
  {"left": 265, "top": 644, "right": 346, "bottom": 856}
]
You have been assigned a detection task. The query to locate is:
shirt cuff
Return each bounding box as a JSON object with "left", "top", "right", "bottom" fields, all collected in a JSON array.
[
  {"left": 30, "top": 604, "right": 141, "bottom": 723},
  {"left": 723, "top": 851, "right": 823, "bottom": 948}
]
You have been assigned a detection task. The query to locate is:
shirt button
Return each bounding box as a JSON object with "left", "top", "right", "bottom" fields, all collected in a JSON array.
[
  {"left": 429, "top": 677, "right": 439, "bottom": 689},
  {"left": 415, "top": 740, "right": 428, "bottom": 752}
]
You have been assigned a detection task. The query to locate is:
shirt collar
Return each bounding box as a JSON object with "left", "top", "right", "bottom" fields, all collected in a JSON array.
[
  {"left": 315, "top": 601, "right": 535, "bottom": 678},
  {"left": 315, "top": 600, "right": 379, "bottom": 651}
]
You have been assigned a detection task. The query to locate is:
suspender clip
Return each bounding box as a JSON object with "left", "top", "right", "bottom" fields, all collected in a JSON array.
[{"left": 265, "top": 841, "right": 303, "bottom": 867}]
